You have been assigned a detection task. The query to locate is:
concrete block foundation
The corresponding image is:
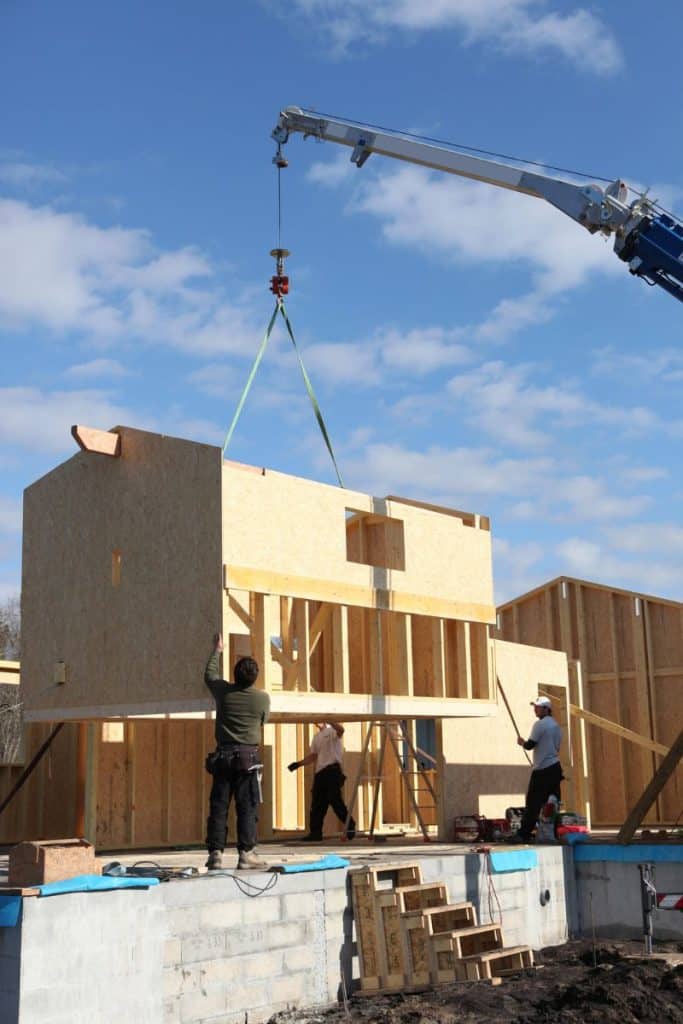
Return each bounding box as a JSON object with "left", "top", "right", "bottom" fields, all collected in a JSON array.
[{"left": 0, "top": 843, "right": 681, "bottom": 1023}]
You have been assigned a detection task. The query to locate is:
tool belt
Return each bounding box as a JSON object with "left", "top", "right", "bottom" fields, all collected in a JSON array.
[{"left": 205, "top": 743, "right": 260, "bottom": 775}]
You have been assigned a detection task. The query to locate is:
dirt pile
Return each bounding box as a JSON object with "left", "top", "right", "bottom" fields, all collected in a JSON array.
[{"left": 270, "top": 941, "right": 683, "bottom": 1024}]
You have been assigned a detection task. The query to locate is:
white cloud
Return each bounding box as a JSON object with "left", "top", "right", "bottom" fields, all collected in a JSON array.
[
  {"left": 592, "top": 345, "right": 683, "bottom": 383},
  {"left": 556, "top": 536, "right": 683, "bottom": 597},
  {"left": 307, "top": 152, "right": 355, "bottom": 187},
  {"left": 348, "top": 165, "right": 623, "bottom": 339},
  {"left": 618, "top": 466, "right": 668, "bottom": 484},
  {"left": 0, "top": 161, "right": 66, "bottom": 188},
  {"left": 0, "top": 387, "right": 151, "bottom": 454},
  {"left": 445, "top": 359, "right": 667, "bottom": 449},
  {"left": 604, "top": 523, "right": 683, "bottom": 557},
  {"left": 283, "top": 0, "right": 623, "bottom": 73},
  {"left": 493, "top": 535, "right": 545, "bottom": 603},
  {"left": 344, "top": 440, "right": 555, "bottom": 504},
  {"left": 0, "top": 198, "right": 263, "bottom": 357},
  {"left": 550, "top": 476, "right": 652, "bottom": 522},
  {"left": 299, "top": 324, "right": 471, "bottom": 384},
  {"left": 0, "top": 496, "right": 22, "bottom": 533},
  {"left": 64, "top": 358, "right": 131, "bottom": 380}
]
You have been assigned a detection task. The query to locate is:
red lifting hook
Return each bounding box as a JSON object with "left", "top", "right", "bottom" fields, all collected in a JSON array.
[{"left": 270, "top": 247, "right": 290, "bottom": 297}]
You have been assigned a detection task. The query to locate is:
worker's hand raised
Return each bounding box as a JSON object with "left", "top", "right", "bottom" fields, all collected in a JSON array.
[{"left": 213, "top": 632, "right": 224, "bottom": 652}]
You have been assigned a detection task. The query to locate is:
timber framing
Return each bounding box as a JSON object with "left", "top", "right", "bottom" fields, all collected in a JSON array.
[
  {"left": 17, "top": 427, "right": 610, "bottom": 845},
  {"left": 496, "top": 575, "right": 683, "bottom": 827},
  {"left": 21, "top": 426, "right": 497, "bottom": 722}
]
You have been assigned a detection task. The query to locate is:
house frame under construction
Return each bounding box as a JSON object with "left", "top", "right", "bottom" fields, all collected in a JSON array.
[{"left": 2, "top": 425, "right": 676, "bottom": 849}]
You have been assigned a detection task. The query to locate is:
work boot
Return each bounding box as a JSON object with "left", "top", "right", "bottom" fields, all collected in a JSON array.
[
  {"left": 205, "top": 850, "right": 223, "bottom": 871},
  {"left": 345, "top": 818, "right": 356, "bottom": 841},
  {"left": 509, "top": 832, "right": 531, "bottom": 845},
  {"left": 237, "top": 849, "right": 268, "bottom": 870}
]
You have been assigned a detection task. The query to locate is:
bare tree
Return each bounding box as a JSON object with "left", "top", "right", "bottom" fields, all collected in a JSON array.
[
  {"left": 0, "top": 595, "right": 22, "bottom": 763},
  {"left": 0, "top": 594, "right": 20, "bottom": 660}
]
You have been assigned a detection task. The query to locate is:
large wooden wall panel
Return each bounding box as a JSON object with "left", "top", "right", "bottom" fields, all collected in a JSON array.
[
  {"left": 496, "top": 577, "right": 683, "bottom": 827},
  {"left": 222, "top": 463, "right": 495, "bottom": 623},
  {"left": 22, "top": 428, "right": 223, "bottom": 718}
]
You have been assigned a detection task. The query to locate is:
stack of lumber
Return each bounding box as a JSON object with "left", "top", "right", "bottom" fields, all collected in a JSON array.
[{"left": 350, "top": 862, "right": 533, "bottom": 991}]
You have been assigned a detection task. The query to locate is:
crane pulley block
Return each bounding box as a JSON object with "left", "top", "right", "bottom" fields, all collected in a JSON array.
[{"left": 269, "top": 247, "right": 290, "bottom": 297}]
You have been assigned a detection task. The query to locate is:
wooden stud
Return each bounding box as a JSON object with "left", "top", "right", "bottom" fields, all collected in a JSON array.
[
  {"left": 332, "top": 605, "right": 350, "bottom": 693},
  {"left": 84, "top": 722, "right": 99, "bottom": 845},
  {"left": 71, "top": 424, "right": 121, "bottom": 457}
]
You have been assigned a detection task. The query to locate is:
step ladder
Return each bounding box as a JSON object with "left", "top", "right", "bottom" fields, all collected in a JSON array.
[{"left": 344, "top": 720, "right": 438, "bottom": 841}]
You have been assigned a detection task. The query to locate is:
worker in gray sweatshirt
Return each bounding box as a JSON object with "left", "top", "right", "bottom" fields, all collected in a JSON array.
[{"left": 204, "top": 633, "right": 270, "bottom": 870}]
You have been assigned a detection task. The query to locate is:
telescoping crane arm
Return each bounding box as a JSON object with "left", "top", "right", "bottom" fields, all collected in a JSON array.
[{"left": 273, "top": 107, "right": 683, "bottom": 304}]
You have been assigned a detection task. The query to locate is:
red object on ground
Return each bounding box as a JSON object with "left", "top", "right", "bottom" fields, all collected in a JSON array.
[{"left": 556, "top": 824, "right": 589, "bottom": 837}]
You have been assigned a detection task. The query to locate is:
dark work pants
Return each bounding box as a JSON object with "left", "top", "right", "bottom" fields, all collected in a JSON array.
[
  {"left": 520, "top": 761, "right": 563, "bottom": 839},
  {"left": 309, "top": 763, "right": 351, "bottom": 839},
  {"left": 205, "top": 748, "right": 259, "bottom": 853}
]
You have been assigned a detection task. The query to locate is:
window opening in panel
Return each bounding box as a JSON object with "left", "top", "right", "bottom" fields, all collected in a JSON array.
[{"left": 345, "top": 509, "right": 405, "bottom": 571}]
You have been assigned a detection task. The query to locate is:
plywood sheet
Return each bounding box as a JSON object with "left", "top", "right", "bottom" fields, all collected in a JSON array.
[
  {"left": 22, "top": 427, "right": 223, "bottom": 716},
  {"left": 222, "top": 463, "right": 495, "bottom": 623},
  {"left": 440, "top": 639, "right": 571, "bottom": 828}
]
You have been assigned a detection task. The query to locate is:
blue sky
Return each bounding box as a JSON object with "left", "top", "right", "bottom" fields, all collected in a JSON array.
[{"left": 1, "top": 0, "right": 682, "bottom": 606}]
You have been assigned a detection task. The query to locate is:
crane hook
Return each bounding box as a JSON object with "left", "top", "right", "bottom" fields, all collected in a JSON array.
[{"left": 270, "top": 248, "right": 290, "bottom": 298}]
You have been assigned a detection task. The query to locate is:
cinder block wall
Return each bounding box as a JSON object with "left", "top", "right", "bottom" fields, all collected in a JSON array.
[{"left": 2, "top": 850, "right": 572, "bottom": 1024}]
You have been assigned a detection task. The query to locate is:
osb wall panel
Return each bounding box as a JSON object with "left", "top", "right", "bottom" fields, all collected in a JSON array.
[
  {"left": 222, "top": 463, "right": 495, "bottom": 623},
  {"left": 22, "top": 427, "right": 223, "bottom": 717},
  {"left": 440, "top": 639, "right": 572, "bottom": 832},
  {"left": 496, "top": 577, "right": 683, "bottom": 826}
]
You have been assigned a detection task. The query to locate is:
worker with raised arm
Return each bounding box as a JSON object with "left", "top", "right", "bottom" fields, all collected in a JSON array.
[
  {"left": 288, "top": 722, "right": 356, "bottom": 842},
  {"left": 513, "top": 696, "right": 563, "bottom": 843},
  {"left": 204, "top": 633, "right": 270, "bottom": 871}
]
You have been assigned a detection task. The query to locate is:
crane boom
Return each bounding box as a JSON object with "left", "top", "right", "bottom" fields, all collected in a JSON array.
[{"left": 273, "top": 107, "right": 683, "bottom": 303}]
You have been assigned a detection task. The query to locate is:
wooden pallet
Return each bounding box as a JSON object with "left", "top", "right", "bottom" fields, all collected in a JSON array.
[
  {"left": 350, "top": 863, "right": 424, "bottom": 991},
  {"left": 394, "top": 882, "right": 448, "bottom": 913},
  {"left": 401, "top": 902, "right": 477, "bottom": 985},
  {"left": 460, "top": 945, "right": 534, "bottom": 981},
  {"left": 431, "top": 924, "right": 504, "bottom": 982}
]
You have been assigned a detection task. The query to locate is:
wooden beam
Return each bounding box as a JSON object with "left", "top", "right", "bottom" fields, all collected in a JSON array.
[
  {"left": 284, "top": 601, "right": 332, "bottom": 689},
  {"left": 225, "top": 564, "right": 496, "bottom": 624},
  {"left": 569, "top": 704, "right": 669, "bottom": 755},
  {"left": 567, "top": 663, "right": 590, "bottom": 828},
  {"left": 71, "top": 425, "right": 121, "bottom": 457},
  {"left": 617, "top": 729, "right": 683, "bottom": 843}
]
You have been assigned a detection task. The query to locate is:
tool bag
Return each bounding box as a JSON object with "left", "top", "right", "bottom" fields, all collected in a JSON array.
[{"left": 205, "top": 744, "right": 259, "bottom": 775}]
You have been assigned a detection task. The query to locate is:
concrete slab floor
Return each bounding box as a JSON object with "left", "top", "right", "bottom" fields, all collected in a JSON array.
[{"left": 0, "top": 837, "right": 491, "bottom": 883}]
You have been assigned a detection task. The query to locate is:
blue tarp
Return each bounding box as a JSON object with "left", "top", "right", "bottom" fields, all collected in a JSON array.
[
  {"left": 489, "top": 849, "right": 538, "bottom": 872},
  {"left": 273, "top": 855, "right": 350, "bottom": 874},
  {"left": 38, "top": 874, "right": 160, "bottom": 897},
  {"left": 0, "top": 895, "right": 21, "bottom": 927}
]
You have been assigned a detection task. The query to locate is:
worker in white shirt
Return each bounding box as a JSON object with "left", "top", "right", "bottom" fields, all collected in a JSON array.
[
  {"left": 288, "top": 722, "right": 356, "bottom": 841},
  {"left": 513, "top": 696, "right": 563, "bottom": 843}
]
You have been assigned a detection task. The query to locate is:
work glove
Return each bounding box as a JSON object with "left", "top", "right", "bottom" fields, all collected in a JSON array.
[{"left": 288, "top": 761, "right": 301, "bottom": 772}]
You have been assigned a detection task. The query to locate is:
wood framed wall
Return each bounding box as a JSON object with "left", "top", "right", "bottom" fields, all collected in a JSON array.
[
  {"left": 0, "top": 717, "right": 440, "bottom": 849},
  {"left": 22, "top": 427, "right": 496, "bottom": 722},
  {"left": 495, "top": 576, "right": 683, "bottom": 826}
]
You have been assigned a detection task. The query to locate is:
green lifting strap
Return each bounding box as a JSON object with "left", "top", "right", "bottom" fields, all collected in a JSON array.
[
  {"left": 222, "top": 301, "right": 344, "bottom": 488},
  {"left": 278, "top": 301, "right": 344, "bottom": 488}
]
